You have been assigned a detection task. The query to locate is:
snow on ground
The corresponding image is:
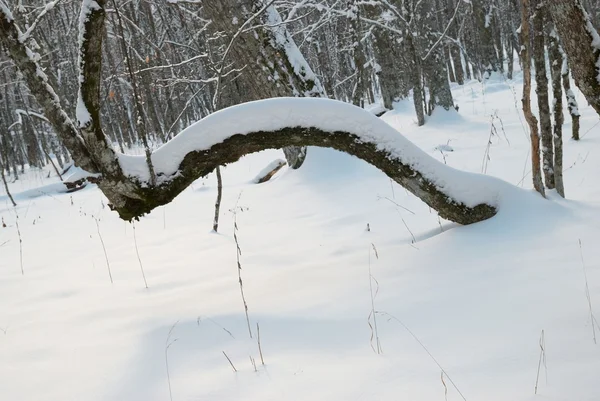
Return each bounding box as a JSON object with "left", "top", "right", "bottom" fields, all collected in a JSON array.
[{"left": 1, "top": 72, "right": 600, "bottom": 401}]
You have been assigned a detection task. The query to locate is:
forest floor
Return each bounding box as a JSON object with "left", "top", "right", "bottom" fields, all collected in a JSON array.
[{"left": 1, "top": 72, "right": 600, "bottom": 401}]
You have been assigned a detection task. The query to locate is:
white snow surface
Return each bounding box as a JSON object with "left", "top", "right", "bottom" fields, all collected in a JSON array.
[
  {"left": 1, "top": 72, "right": 600, "bottom": 401},
  {"left": 119, "top": 97, "right": 509, "bottom": 210}
]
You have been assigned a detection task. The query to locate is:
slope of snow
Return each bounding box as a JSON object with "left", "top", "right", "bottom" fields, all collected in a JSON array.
[{"left": 1, "top": 72, "right": 600, "bottom": 401}]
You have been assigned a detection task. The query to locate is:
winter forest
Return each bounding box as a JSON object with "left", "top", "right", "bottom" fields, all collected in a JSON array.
[{"left": 1, "top": 0, "right": 600, "bottom": 400}]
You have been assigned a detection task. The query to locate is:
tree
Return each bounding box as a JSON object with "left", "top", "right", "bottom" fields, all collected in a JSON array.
[
  {"left": 547, "top": 0, "right": 600, "bottom": 117},
  {"left": 531, "top": 0, "right": 554, "bottom": 189},
  {"left": 520, "top": 0, "right": 545, "bottom": 197}
]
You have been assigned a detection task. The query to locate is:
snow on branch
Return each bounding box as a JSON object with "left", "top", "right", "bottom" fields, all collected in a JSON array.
[{"left": 116, "top": 98, "right": 501, "bottom": 224}]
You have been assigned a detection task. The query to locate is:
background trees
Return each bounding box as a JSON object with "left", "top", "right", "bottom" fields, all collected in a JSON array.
[{"left": 1, "top": 0, "right": 600, "bottom": 220}]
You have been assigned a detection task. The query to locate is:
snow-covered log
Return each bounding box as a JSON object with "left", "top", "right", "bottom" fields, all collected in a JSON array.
[{"left": 113, "top": 98, "right": 498, "bottom": 224}]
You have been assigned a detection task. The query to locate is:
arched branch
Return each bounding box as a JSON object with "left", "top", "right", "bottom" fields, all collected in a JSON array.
[{"left": 111, "top": 98, "right": 498, "bottom": 224}]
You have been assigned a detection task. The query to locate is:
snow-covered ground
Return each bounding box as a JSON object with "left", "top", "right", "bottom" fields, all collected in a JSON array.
[{"left": 1, "top": 72, "right": 599, "bottom": 401}]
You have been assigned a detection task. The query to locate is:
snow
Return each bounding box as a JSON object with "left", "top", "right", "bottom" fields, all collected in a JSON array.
[
  {"left": 1, "top": 69, "right": 600, "bottom": 401},
  {"left": 252, "top": 159, "right": 286, "bottom": 183},
  {"left": 264, "top": 5, "right": 324, "bottom": 97},
  {"left": 0, "top": 0, "right": 13, "bottom": 22},
  {"left": 119, "top": 97, "right": 514, "bottom": 211},
  {"left": 579, "top": 2, "right": 600, "bottom": 84}
]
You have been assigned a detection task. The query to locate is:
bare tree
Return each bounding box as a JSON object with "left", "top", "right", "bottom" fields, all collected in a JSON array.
[
  {"left": 531, "top": 1, "right": 554, "bottom": 189},
  {"left": 520, "top": 0, "right": 545, "bottom": 197}
]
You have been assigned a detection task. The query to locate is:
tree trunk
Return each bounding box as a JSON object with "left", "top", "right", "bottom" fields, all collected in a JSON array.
[
  {"left": 520, "top": 0, "right": 546, "bottom": 197},
  {"left": 532, "top": 1, "right": 554, "bottom": 189},
  {"left": 0, "top": 157, "right": 16, "bottom": 207},
  {"left": 547, "top": 0, "right": 600, "bottom": 117},
  {"left": 405, "top": 35, "right": 425, "bottom": 126},
  {"left": 549, "top": 28, "right": 565, "bottom": 197},
  {"left": 203, "top": 0, "right": 325, "bottom": 169},
  {"left": 560, "top": 51, "right": 581, "bottom": 140}
]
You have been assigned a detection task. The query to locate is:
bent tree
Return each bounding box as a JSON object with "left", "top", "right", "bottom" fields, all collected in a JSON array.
[{"left": 2, "top": 0, "right": 501, "bottom": 225}]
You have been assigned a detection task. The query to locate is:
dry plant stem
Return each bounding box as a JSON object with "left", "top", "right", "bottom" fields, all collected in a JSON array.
[
  {"left": 233, "top": 196, "right": 252, "bottom": 338},
  {"left": 257, "top": 323, "right": 265, "bottom": 365},
  {"left": 368, "top": 244, "right": 382, "bottom": 354},
  {"left": 132, "top": 221, "right": 149, "bottom": 288},
  {"left": 15, "top": 212, "right": 23, "bottom": 275},
  {"left": 380, "top": 311, "right": 467, "bottom": 401},
  {"left": 165, "top": 321, "right": 179, "bottom": 401},
  {"left": 213, "top": 166, "right": 223, "bottom": 232},
  {"left": 223, "top": 351, "right": 237, "bottom": 372},
  {"left": 441, "top": 371, "right": 448, "bottom": 401},
  {"left": 579, "top": 239, "right": 598, "bottom": 344},
  {"left": 95, "top": 218, "right": 113, "bottom": 284},
  {"left": 534, "top": 329, "right": 547, "bottom": 394},
  {"left": 0, "top": 161, "right": 16, "bottom": 207}
]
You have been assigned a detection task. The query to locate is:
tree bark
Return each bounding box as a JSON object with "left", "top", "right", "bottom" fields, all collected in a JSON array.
[
  {"left": 560, "top": 51, "right": 581, "bottom": 141},
  {"left": 549, "top": 28, "right": 565, "bottom": 197},
  {"left": 532, "top": 1, "right": 554, "bottom": 189},
  {"left": 547, "top": 0, "right": 600, "bottom": 117},
  {"left": 520, "top": 0, "right": 546, "bottom": 197},
  {"left": 203, "top": 0, "right": 325, "bottom": 169}
]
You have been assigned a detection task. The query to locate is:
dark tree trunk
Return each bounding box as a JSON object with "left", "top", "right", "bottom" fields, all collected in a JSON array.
[
  {"left": 547, "top": 0, "right": 600, "bottom": 117},
  {"left": 548, "top": 29, "right": 565, "bottom": 197},
  {"left": 520, "top": 0, "right": 546, "bottom": 197},
  {"left": 203, "top": 0, "right": 325, "bottom": 169},
  {"left": 560, "top": 51, "right": 581, "bottom": 141},
  {"left": 532, "top": 1, "right": 554, "bottom": 189}
]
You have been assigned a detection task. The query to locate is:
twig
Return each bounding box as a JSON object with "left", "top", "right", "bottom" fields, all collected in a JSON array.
[
  {"left": 377, "top": 195, "right": 415, "bottom": 215},
  {"left": 534, "top": 329, "right": 547, "bottom": 394},
  {"left": 15, "top": 211, "right": 23, "bottom": 275},
  {"left": 94, "top": 218, "right": 113, "bottom": 284},
  {"left": 165, "top": 321, "right": 179, "bottom": 401},
  {"left": 233, "top": 192, "right": 252, "bottom": 338},
  {"left": 368, "top": 243, "right": 382, "bottom": 354},
  {"left": 441, "top": 371, "right": 448, "bottom": 401},
  {"left": 257, "top": 322, "right": 265, "bottom": 365},
  {"left": 198, "top": 316, "right": 235, "bottom": 339},
  {"left": 222, "top": 351, "right": 237, "bottom": 372},
  {"left": 132, "top": 221, "right": 149, "bottom": 289},
  {"left": 578, "top": 239, "right": 598, "bottom": 344},
  {"left": 379, "top": 311, "right": 467, "bottom": 401}
]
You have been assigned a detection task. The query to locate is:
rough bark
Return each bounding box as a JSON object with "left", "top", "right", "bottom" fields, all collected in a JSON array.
[
  {"left": 547, "top": 0, "right": 600, "bottom": 117},
  {"left": 560, "top": 51, "right": 581, "bottom": 140},
  {"left": 532, "top": 1, "right": 554, "bottom": 189},
  {"left": 549, "top": 28, "right": 565, "bottom": 197},
  {"left": 405, "top": 34, "right": 425, "bottom": 126},
  {"left": 520, "top": 0, "right": 546, "bottom": 197},
  {"left": 203, "top": 0, "right": 324, "bottom": 169},
  {"left": 110, "top": 126, "right": 496, "bottom": 224},
  {"left": 212, "top": 165, "right": 222, "bottom": 232},
  {"left": 0, "top": 157, "right": 16, "bottom": 207}
]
